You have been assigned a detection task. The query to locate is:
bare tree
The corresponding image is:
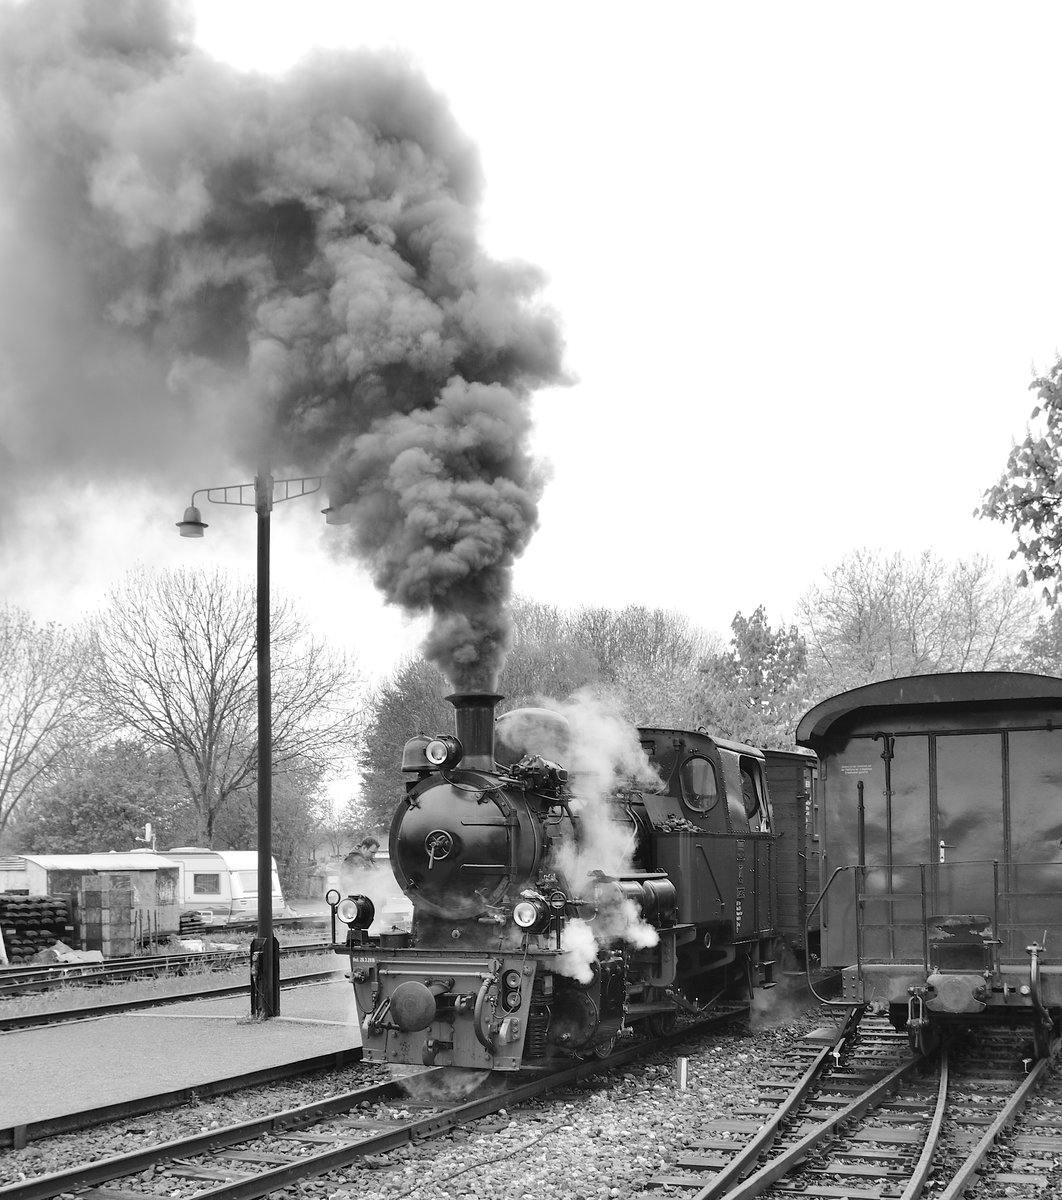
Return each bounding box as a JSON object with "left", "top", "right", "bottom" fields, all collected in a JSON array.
[
  {"left": 311, "top": 790, "right": 367, "bottom": 858},
  {"left": 502, "top": 599, "right": 717, "bottom": 722},
  {"left": 86, "top": 567, "right": 364, "bottom": 843},
  {"left": 798, "top": 549, "right": 1036, "bottom": 691},
  {"left": 0, "top": 605, "right": 92, "bottom": 841},
  {"left": 357, "top": 600, "right": 719, "bottom": 826},
  {"left": 497, "top": 597, "right": 606, "bottom": 707}
]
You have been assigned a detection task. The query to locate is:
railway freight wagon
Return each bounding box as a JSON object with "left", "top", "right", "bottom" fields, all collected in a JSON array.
[
  {"left": 336, "top": 693, "right": 779, "bottom": 1071},
  {"left": 762, "top": 747, "right": 819, "bottom": 963},
  {"left": 798, "top": 672, "right": 1062, "bottom": 1057}
]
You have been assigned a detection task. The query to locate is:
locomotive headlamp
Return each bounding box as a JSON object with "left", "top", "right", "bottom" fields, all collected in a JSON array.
[
  {"left": 424, "top": 735, "right": 463, "bottom": 769},
  {"left": 337, "top": 895, "right": 376, "bottom": 929},
  {"left": 512, "top": 895, "right": 550, "bottom": 931}
]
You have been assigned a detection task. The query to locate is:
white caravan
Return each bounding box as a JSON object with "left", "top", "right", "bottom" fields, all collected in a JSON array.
[{"left": 164, "top": 848, "right": 284, "bottom": 926}]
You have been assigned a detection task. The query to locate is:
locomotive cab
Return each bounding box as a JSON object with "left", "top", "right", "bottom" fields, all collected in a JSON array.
[{"left": 638, "top": 729, "right": 777, "bottom": 999}]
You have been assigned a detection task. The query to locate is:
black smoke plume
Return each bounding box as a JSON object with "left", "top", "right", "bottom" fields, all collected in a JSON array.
[{"left": 0, "top": 0, "right": 564, "bottom": 689}]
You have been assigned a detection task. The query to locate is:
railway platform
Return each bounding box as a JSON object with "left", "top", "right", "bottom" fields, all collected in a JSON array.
[{"left": 1, "top": 976, "right": 361, "bottom": 1147}]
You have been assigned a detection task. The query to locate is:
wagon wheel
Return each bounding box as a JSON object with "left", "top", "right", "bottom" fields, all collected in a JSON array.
[
  {"left": 1032, "top": 1015, "right": 1052, "bottom": 1061},
  {"left": 646, "top": 986, "right": 678, "bottom": 1035},
  {"left": 907, "top": 1016, "right": 938, "bottom": 1057}
]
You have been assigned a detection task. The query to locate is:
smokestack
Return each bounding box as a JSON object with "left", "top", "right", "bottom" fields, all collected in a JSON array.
[{"left": 447, "top": 693, "right": 502, "bottom": 772}]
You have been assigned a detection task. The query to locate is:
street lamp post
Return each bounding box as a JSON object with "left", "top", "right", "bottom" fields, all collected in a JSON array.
[{"left": 178, "top": 466, "right": 345, "bottom": 1019}]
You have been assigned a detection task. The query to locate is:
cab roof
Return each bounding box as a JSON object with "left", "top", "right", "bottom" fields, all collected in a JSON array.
[{"left": 638, "top": 726, "right": 766, "bottom": 759}]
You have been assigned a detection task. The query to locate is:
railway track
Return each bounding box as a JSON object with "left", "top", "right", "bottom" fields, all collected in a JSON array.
[
  {"left": 0, "top": 941, "right": 333, "bottom": 999},
  {"left": 640, "top": 1007, "right": 1062, "bottom": 1199},
  {"left": 0, "top": 1006, "right": 749, "bottom": 1200},
  {"left": 0, "top": 968, "right": 344, "bottom": 1032}
]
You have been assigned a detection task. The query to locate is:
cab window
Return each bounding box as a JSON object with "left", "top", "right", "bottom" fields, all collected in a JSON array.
[
  {"left": 680, "top": 756, "right": 719, "bottom": 812},
  {"left": 739, "top": 758, "right": 769, "bottom": 830}
]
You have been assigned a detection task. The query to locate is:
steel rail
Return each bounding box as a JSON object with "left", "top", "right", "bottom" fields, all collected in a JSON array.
[
  {"left": 1, "top": 1005, "right": 748, "bottom": 1200},
  {"left": 0, "top": 969, "right": 344, "bottom": 1033},
  {"left": 164, "top": 1014, "right": 749, "bottom": 1200},
  {"left": 0, "top": 1073, "right": 400, "bottom": 1200},
  {"left": 0, "top": 941, "right": 332, "bottom": 997},
  {"left": 0, "top": 1044, "right": 364, "bottom": 1151},
  {"left": 899, "top": 1039, "right": 950, "bottom": 1200},
  {"left": 713, "top": 1046, "right": 929, "bottom": 1200},
  {"left": 936, "top": 1036, "right": 1060, "bottom": 1200},
  {"left": 688, "top": 1004, "right": 866, "bottom": 1200},
  {"left": 217, "top": 914, "right": 327, "bottom": 934},
  {"left": 0, "top": 956, "right": 242, "bottom": 995}
]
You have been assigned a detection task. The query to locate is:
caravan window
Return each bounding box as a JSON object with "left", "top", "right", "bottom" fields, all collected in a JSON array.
[{"left": 193, "top": 872, "right": 221, "bottom": 895}]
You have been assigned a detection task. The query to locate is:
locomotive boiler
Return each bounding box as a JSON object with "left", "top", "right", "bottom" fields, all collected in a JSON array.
[
  {"left": 337, "top": 693, "right": 778, "bottom": 1071},
  {"left": 799, "top": 672, "right": 1062, "bottom": 1058}
]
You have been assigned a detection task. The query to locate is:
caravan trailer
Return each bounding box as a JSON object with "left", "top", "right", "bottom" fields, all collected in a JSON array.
[{"left": 163, "top": 848, "right": 284, "bottom": 926}]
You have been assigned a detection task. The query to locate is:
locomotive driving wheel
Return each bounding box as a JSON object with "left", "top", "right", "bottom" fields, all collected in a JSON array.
[{"left": 581, "top": 1034, "right": 617, "bottom": 1059}]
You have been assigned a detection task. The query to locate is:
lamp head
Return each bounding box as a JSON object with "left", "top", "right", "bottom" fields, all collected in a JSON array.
[
  {"left": 177, "top": 505, "right": 208, "bottom": 538},
  {"left": 321, "top": 505, "right": 350, "bottom": 526}
]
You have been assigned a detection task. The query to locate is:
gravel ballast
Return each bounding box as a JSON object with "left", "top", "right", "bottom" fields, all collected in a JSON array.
[{"left": 0, "top": 983, "right": 826, "bottom": 1199}]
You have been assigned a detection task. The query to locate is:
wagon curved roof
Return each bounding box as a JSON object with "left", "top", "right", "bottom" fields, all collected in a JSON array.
[{"left": 796, "top": 671, "right": 1062, "bottom": 748}]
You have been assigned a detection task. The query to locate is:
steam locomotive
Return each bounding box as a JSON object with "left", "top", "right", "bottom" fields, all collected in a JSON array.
[
  {"left": 337, "top": 693, "right": 779, "bottom": 1071},
  {"left": 799, "top": 671, "right": 1062, "bottom": 1058}
]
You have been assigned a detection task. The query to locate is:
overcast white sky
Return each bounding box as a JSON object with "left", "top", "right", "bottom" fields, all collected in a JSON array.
[{"left": 5, "top": 1, "right": 1061, "bottom": 683}]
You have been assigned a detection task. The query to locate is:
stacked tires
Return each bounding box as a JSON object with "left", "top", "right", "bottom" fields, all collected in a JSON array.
[{"left": 0, "top": 894, "right": 71, "bottom": 963}]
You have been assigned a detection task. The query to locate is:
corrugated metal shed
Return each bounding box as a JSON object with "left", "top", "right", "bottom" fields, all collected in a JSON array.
[{"left": 13, "top": 853, "right": 178, "bottom": 872}]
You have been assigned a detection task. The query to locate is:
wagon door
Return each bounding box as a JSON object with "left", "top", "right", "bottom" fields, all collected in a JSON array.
[
  {"left": 937, "top": 729, "right": 1062, "bottom": 964},
  {"left": 922, "top": 732, "right": 1004, "bottom": 971},
  {"left": 823, "top": 733, "right": 934, "bottom": 965},
  {"left": 935, "top": 733, "right": 1003, "bottom": 867}
]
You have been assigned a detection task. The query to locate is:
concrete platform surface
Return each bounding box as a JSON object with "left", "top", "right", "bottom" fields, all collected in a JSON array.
[{"left": 1, "top": 977, "right": 362, "bottom": 1132}]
